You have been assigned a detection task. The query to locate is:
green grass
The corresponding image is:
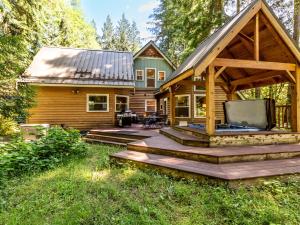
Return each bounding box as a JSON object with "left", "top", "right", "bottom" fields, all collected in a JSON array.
[{"left": 0, "top": 144, "right": 300, "bottom": 225}]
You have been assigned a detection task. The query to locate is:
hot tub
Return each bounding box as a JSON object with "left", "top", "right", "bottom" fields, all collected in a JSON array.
[{"left": 188, "top": 124, "right": 262, "bottom": 132}]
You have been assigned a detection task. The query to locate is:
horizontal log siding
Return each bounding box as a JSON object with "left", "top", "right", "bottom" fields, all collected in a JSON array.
[
  {"left": 28, "top": 86, "right": 131, "bottom": 130},
  {"left": 157, "top": 84, "right": 228, "bottom": 125},
  {"left": 129, "top": 89, "right": 156, "bottom": 116}
]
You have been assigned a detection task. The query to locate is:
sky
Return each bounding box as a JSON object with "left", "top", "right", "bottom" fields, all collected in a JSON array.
[{"left": 80, "top": 0, "right": 159, "bottom": 44}]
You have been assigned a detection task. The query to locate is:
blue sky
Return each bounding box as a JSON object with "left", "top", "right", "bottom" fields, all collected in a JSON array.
[{"left": 80, "top": 0, "right": 159, "bottom": 43}]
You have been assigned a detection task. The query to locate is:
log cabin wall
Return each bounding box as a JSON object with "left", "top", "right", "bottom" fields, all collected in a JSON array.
[
  {"left": 129, "top": 89, "right": 157, "bottom": 117},
  {"left": 156, "top": 83, "right": 228, "bottom": 125},
  {"left": 28, "top": 86, "right": 132, "bottom": 130}
]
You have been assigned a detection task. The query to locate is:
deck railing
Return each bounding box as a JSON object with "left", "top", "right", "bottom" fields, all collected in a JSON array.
[{"left": 275, "top": 105, "right": 291, "bottom": 129}]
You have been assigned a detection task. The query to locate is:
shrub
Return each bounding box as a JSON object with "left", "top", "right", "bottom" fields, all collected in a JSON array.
[
  {"left": 0, "top": 127, "right": 87, "bottom": 181},
  {"left": 0, "top": 116, "right": 19, "bottom": 136}
]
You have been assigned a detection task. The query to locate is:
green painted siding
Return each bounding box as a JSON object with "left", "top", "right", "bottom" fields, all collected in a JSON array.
[{"left": 133, "top": 57, "right": 174, "bottom": 88}]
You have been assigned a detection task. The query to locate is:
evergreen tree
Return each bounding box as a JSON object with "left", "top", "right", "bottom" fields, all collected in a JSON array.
[
  {"left": 129, "top": 21, "right": 141, "bottom": 52},
  {"left": 114, "top": 14, "right": 131, "bottom": 51},
  {"left": 0, "top": 0, "right": 100, "bottom": 120},
  {"left": 101, "top": 15, "right": 115, "bottom": 50}
]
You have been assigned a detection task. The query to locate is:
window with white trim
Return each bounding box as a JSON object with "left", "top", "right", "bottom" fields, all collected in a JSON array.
[
  {"left": 136, "top": 70, "right": 144, "bottom": 81},
  {"left": 194, "top": 94, "right": 206, "bottom": 118},
  {"left": 115, "top": 95, "right": 129, "bottom": 112},
  {"left": 194, "top": 75, "right": 206, "bottom": 92},
  {"left": 146, "top": 68, "right": 156, "bottom": 88},
  {"left": 145, "top": 99, "right": 157, "bottom": 112},
  {"left": 87, "top": 94, "right": 109, "bottom": 112},
  {"left": 175, "top": 95, "right": 190, "bottom": 118},
  {"left": 158, "top": 71, "right": 166, "bottom": 81}
]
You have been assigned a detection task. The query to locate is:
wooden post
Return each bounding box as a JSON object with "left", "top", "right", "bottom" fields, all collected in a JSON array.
[
  {"left": 254, "top": 13, "right": 259, "bottom": 61},
  {"left": 206, "top": 64, "right": 215, "bottom": 135},
  {"left": 169, "top": 87, "right": 175, "bottom": 126},
  {"left": 292, "top": 64, "right": 300, "bottom": 132}
]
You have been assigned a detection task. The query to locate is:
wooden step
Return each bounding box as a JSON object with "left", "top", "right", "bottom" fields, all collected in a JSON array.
[
  {"left": 84, "top": 138, "right": 127, "bottom": 147},
  {"left": 89, "top": 130, "right": 149, "bottom": 140},
  {"left": 173, "top": 126, "right": 209, "bottom": 139},
  {"left": 86, "top": 134, "right": 138, "bottom": 144},
  {"left": 110, "top": 150, "right": 300, "bottom": 181},
  {"left": 160, "top": 127, "right": 209, "bottom": 147},
  {"left": 128, "top": 135, "right": 300, "bottom": 163}
]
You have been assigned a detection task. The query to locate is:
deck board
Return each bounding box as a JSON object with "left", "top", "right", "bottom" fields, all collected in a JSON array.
[
  {"left": 129, "top": 135, "right": 300, "bottom": 157},
  {"left": 112, "top": 150, "right": 300, "bottom": 180}
]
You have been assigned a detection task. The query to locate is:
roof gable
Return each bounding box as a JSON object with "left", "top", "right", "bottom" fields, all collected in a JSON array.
[
  {"left": 162, "top": 0, "right": 300, "bottom": 90},
  {"left": 134, "top": 41, "right": 176, "bottom": 70}
]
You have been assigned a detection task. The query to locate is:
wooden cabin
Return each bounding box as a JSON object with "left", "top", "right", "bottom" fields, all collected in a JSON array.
[
  {"left": 21, "top": 0, "right": 300, "bottom": 139},
  {"left": 20, "top": 42, "right": 179, "bottom": 130}
]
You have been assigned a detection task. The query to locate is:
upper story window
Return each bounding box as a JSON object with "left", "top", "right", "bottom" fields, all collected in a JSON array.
[
  {"left": 87, "top": 94, "right": 109, "bottom": 112},
  {"left": 136, "top": 70, "right": 144, "bottom": 81},
  {"left": 146, "top": 68, "right": 156, "bottom": 88},
  {"left": 158, "top": 71, "right": 166, "bottom": 81}
]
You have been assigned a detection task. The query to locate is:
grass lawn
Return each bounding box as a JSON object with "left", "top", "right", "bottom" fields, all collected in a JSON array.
[{"left": 0, "top": 144, "right": 299, "bottom": 225}]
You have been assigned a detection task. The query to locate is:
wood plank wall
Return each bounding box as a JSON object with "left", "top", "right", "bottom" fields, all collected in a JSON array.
[
  {"left": 129, "top": 89, "right": 157, "bottom": 116},
  {"left": 28, "top": 86, "right": 131, "bottom": 130},
  {"left": 157, "top": 84, "right": 228, "bottom": 125}
]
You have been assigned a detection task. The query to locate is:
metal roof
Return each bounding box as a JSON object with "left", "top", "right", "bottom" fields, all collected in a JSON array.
[
  {"left": 21, "top": 47, "right": 134, "bottom": 87},
  {"left": 163, "top": 0, "right": 300, "bottom": 87}
]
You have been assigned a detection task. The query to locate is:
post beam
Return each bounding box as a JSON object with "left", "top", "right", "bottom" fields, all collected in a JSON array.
[
  {"left": 206, "top": 64, "right": 215, "bottom": 135},
  {"left": 254, "top": 13, "right": 260, "bottom": 61},
  {"left": 169, "top": 87, "right": 175, "bottom": 126},
  {"left": 292, "top": 64, "right": 300, "bottom": 132}
]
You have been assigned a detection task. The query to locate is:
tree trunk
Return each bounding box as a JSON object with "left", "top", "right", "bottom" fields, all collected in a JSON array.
[
  {"left": 236, "top": 0, "right": 241, "bottom": 13},
  {"left": 294, "top": 0, "right": 300, "bottom": 45}
]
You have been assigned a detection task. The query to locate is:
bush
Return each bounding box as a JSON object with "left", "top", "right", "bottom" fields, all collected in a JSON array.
[
  {"left": 0, "top": 116, "right": 19, "bottom": 136},
  {"left": 0, "top": 127, "right": 86, "bottom": 180}
]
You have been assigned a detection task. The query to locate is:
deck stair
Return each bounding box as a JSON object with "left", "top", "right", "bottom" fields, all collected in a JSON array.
[
  {"left": 159, "top": 127, "right": 209, "bottom": 147},
  {"left": 111, "top": 131, "right": 300, "bottom": 181},
  {"left": 85, "top": 130, "right": 149, "bottom": 146}
]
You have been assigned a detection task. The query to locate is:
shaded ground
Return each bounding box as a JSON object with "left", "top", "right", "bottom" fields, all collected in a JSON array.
[{"left": 0, "top": 144, "right": 299, "bottom": 225}]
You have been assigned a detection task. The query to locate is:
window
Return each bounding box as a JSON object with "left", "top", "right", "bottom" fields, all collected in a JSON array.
[
  {"left": 87, "top": 94, "right": 109, "bottom": 112},
  {"left": 194, "top": 94, "right": 206, "bottom": 118},
  {"left": 158, "top": 71, "right": 166, "bottom": 81},
  {"left": 146, "top": 68, "right": 156, "bottom": 88},
  {"left": 136, "top": 70, "right": 144, "bottom": 81},
  {"left": 175, "top": 95, "right": 190, "bottom": 118},
  {"left": 115, "top": 95, "right": 129, "bottom": 112},
  {"left": 145, "top": 99, "right": 157, "bottom": 112},
  {"left": 194, "top": 75, "right": 206, "bottom": 92}
]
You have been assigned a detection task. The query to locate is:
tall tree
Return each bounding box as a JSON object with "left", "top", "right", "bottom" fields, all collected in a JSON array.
[
  {"left": 114, "top": 14, "right": 131, "bottom": 51},
  {"left": 101, "top": 15, "right": 115, "bottom": 50},
  {"left": 0, "top": 0, "right": 100, "bottom": 121},
  {"left": 129, "top": 21, "right": 141, "bottom": 52}
]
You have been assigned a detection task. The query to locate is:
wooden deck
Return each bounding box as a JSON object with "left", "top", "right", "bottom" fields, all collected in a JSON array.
[
  {"left": 85, "top": 125, "right": 300, "bottom": 181},
  {"left": 112, "top": 150, "right": 300, "bottom": 180}
]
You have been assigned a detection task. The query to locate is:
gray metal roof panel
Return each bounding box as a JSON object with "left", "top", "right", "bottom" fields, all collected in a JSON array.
[{"left": 23, "top": 47, "right": 134, "bottom": 85}]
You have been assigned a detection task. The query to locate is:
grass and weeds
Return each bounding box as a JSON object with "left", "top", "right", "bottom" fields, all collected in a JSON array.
[{"left": 0, "top": 144, "right": 300, "bottom": 225}]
